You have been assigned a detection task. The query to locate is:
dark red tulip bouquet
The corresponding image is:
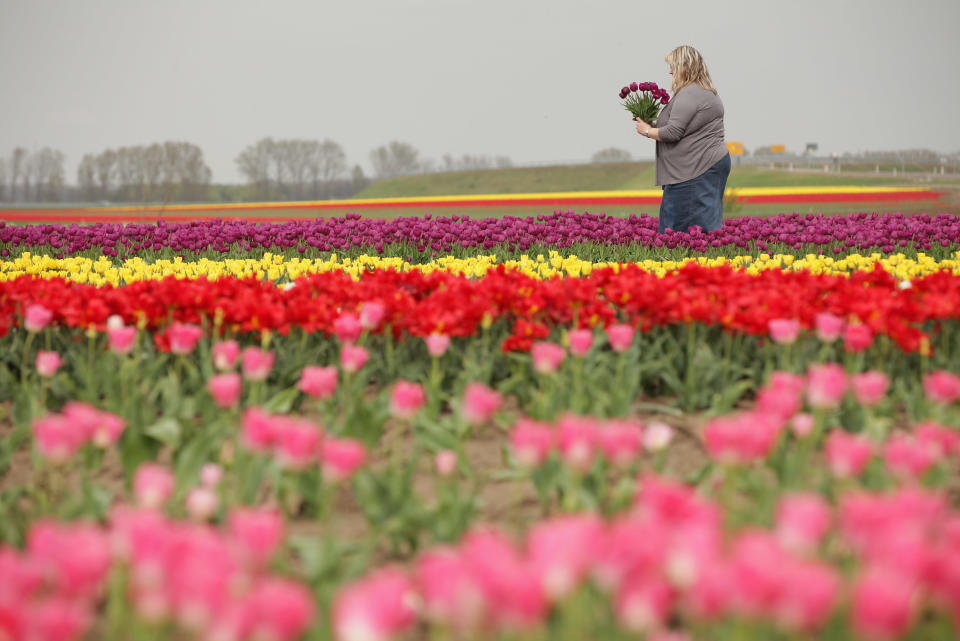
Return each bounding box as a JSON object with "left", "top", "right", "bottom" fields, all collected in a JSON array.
[{"left": 619, "top": 81, "right": 670, "bottom": 123}]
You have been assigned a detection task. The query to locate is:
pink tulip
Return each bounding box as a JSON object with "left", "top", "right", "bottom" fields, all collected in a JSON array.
[
  {"left": 26, "top": 598, "right": 92, "bottom": 641},
  {"left": 459, "top": 530, "right": 547, "bottom": 629},
  {"left": 557, "top": 414, "right": 599, "bottom": 471},
  {"left": 414, "top": 550, "right": 484, "bottom": 630},
  {"left": 843, "top": 324, "right": 874, "bottom": 353},
  {"left": 389, "top": 380, "right": 426, "bottom": 419},
  {"left": 768, "top": 371, "right": 806, "bottom": 397},
  {"left": 768, "top": 318, "right": 800, "bottom": 344},
  {"left": 242, "top": 407, "right": 276, "bottom": 452},
  {"left": 24, "top": 303, "right": 53, "bottom": 332},
  {"left": 790, "top": 412, "right": 815, "bottom": 438},
  {"left": 273, "top": 417, "right": 322, "bottom": 469},
  {"left": 207, "top": 373, "right": 242, "bottom": 408},
  {"left": 913, "top": 420, "right": 960, "bottom": 457},
  {"left": 850, "top": 371, "right": 889, "bottom": 406},
  {"left": 332, "top": 568, "right": 417, "bottom": 641},
  {"left": 32, "top": 414, "right": 85, "bottom": 462},
  {"left": 360, "top": 302, "right": 386, "bottom": 329},
  {"left": 840, "top": 488, "right": 945, "bottom": 562},
  {"left": 298, "top": 365, "right": 338, "bottom": 399},
  {"left": 35, "top": 350, "right": 61, "bottom": 377},
  {"left": 510, "top": 419, "right": 555, "bottom": 467},
  {"left": 642, "top": 421, "right": 674, "bottom": 452},
  {"left": 241, "top": 346, "right": 274, "bottom": 381},
  {"left": 28, "top": 520, "right": 112, "bottom": 598},
  {"left": 597, "top": 419, "right": 644, "bottom": 466},
  {"left": 434, "top": 450, "right": 458, "bottom": 477},
  {"left": 185, "top": 487, "right": 219, "bottom": 521},
  {"left": 424, "top": 333, "right": 451, "bottom": 357},
  {"left": 530, "top": 341, "right": 565, "bottom": 374},
  {"left": 883, "top": 434, "right": 940, "bottom": 480},
  {"left": 615, "top": 576, "right": 674, "bottom": 633},
  {"left": 606, "top": 323, "right": 635, "bottom": 352},
  {"left": 62, "top": 401, "right": 125, "bottom": 448},
  {"left": 229, "top": 508, "right": 284, "bottom": 567},
  {"left": 461, "top": 383, "right": 502, "bottom": 425},
  {"left": 528, "top": 515, "right": 604, "bottom": 599},
  {"left": 775, "top": 493, "right": 831, "bottom": 554},
  {"left": 775, "top": 560, "right": 839, "bottom": 631},
  {"left": 167, "top": 323, "right": 204, "bottom": 355},
  {"left": 824, "top": 430, "right": 874, "bottom": 479},
  {"left": 923, "top": 370, "right": 960, "bottom": 404},
  {"left": 806, "top": 363, "right": 847, "bottom": 409},
  {"left": 133, "top": 464, "right": 175, "bottom": 509},
  {"left": 246, "top": 578, "right": 315, "bottom": 641},
  {"left": 341, "top": 344, "right": 369, "bottom": 373},
  {"left": 755, "top": 385, "right": 802, "bottom": 421},
  {"left": 334, "top": 312, "right": 363, "bottom": 344},
  {"left": 703, "top": 412, "right": 782, "bottom": 464},
  {"left": 211, "top": 340, "right": 240, "bottom": 371},
  {"left": 107, "top": 326, "right": 137, "bottom": 355},
  {"left": 568, "top": 329, "right": 593, "bottom": 357},
  {"left": 321, "top": 437, "right": 367, "bottom": 482},
  {"left": 850, "top": 566, "right": 917, "bottom": 641},
  {"left": 200, "top": 463, "right": 223, "bottom": 487},
  {"left": 814, "top": 312, "right": 844, "bottom": 342}
]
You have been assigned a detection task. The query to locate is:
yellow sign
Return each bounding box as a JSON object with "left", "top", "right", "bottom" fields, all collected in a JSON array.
[
  {"left": 726, "top": 141, "right": 744, "bottom": 156},
  {"left": 770, "top": 144, "right": 786, "bottom": 153}
]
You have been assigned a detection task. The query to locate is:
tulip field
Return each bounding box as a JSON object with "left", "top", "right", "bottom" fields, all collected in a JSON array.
[{"left": 6, "top": 206, "right": 960, "bottom": 641}]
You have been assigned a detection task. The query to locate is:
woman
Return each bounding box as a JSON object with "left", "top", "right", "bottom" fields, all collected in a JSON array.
[{"left": 634, "top": 45, "right": 731, "bottom": 234}]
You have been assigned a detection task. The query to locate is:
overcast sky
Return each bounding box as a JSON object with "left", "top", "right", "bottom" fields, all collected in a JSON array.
[{"left": 1, "top": 0, "right": 958, "bottom": 184}]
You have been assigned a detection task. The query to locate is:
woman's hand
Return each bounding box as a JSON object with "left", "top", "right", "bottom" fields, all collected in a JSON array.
[{"left": 635, "top": 118, "right": 652, "bottom": 135}]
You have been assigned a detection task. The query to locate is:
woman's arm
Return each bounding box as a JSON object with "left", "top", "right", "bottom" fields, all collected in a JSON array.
[
  {"left": 637, "top": 89, "right": 698, "bottom": 143},
  {"left": 635, "top": 119, "right": 662, "bottom": 141}
]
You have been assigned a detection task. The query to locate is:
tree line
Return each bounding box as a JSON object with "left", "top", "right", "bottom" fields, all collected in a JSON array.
[{"left": 0, "top": 139, "right": 518, "bottom": 204}]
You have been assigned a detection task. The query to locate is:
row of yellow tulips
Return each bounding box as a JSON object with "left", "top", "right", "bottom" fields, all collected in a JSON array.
[{"left": 2, "top": 250, "right": 957, "bottom": 286}]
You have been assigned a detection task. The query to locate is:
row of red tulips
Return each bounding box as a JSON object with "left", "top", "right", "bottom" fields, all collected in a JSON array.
[{"left": 4, "top": 263, "right": 956, "bottom": 353}]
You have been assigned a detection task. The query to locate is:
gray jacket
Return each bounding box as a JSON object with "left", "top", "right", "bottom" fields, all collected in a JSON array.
[{"left": 654, "top": 84, "right": 728, "bottom": 185}]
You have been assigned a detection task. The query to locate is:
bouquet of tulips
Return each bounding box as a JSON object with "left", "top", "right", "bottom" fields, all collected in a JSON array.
[{"left": 619, "top": 81, "right": 670, "bottom": 123}]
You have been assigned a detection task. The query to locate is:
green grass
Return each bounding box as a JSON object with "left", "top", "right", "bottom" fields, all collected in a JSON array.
[{"left": 355, "top": 163, "right": 957, "bottom": 198}]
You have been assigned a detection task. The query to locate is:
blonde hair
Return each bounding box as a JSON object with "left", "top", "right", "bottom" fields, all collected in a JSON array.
[{"left": 665, "top": 45, "right": 718, "bottom": 95}]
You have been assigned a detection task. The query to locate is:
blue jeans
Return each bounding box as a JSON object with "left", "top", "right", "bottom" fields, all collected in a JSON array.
[{"left": 658, "top": 153, "right": 731, "bottom": 233}]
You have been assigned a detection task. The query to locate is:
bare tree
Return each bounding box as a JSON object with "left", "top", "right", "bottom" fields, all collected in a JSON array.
[
  {"left": 306, "top": 139, "right": 347, "bottom": 198},
  {"left": 11, "top": 147, "right": 27, "bottom": 202},
  {"left": 95, "top": 149, "right": 117, "bottom": 200},
  {"left": 33, "top": 148, "right": 65, "bottom": 201},
  {"left": 0, "top": 158, "right": 6, "bottom": 202},
  {"left": 370, "top": 141, "right": 421, "bottom": 178},
  {"left": 143, "top": 143, "right": 165, "bottom": 200},
  {"left": 235, "top": 138, "right": 274, "bottom": 200},
  {"left": 282, "top": 139, "right": 313, "bottom": 200},
  {"left": 592, "top": 147, "right": 632, "bottom": 163},
  {"left": 77, "top": 154, "right": 98, "bottom": 201},
  {"left": 177, "top": 142, "right": 212, "bottom": 201},
  {"left": 22, "top": 151, "right": 39, "bottom": 202}
]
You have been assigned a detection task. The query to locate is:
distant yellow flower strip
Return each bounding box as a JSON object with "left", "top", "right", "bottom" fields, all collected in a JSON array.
[{"left": 2, "top": 251, "right": 959, "bottom": 286}]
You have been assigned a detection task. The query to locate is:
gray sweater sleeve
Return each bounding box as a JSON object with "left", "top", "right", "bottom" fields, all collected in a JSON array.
[{"left": 657, "top": 89, "right": 699, "bottom": 143}]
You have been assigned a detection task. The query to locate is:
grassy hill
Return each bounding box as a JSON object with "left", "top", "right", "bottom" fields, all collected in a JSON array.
[{"left": 354, "top": 162, "right": 949, "bottom": 199}]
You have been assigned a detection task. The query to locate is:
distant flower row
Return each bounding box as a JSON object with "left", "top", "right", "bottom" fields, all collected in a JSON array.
[{"left": 2, "top": 211, "right": 960, "bottom": 258}]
